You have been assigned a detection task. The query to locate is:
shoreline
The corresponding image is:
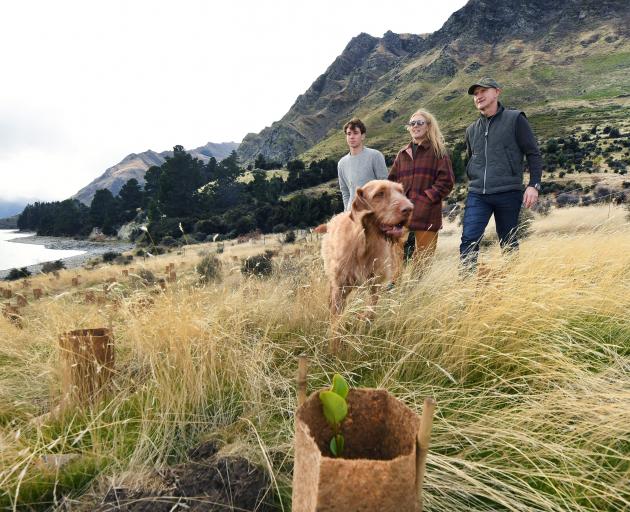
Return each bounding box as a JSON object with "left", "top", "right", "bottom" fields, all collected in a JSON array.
[{"left": 0, "top": 233, "right": 134, "bottom": 278}]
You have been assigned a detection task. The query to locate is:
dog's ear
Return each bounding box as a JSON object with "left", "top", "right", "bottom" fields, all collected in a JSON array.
[
  {"left": 349, "top": 188, "right": 375, "bottom": 228},
  {"left": 356, "top": 209, "right": 376, "bottom": 230},
  {"left": 349, "top": 187, "right": 372, "bottom": 221},
  {"left": 313, "top": 223, "right": 328, "bottom": 234}
]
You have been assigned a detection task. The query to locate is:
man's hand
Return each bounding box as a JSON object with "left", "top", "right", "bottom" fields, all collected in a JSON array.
[{"left": 523, "top": 186, "right": 539, "bottom": 208}]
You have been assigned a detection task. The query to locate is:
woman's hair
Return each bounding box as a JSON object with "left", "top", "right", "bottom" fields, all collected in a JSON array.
[{"left": 408, "top": 109, "right": 447, "bottom": 159}]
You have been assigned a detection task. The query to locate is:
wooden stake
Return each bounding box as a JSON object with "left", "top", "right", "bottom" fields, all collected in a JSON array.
[
  {"left": 416, "top": 397, "right": 436, "bottom": 511},
  {"left": 297, "top": 355, "right": 308, "bottom": 408}
]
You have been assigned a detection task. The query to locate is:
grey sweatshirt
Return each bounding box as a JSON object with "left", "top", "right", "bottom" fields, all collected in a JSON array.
[{"left": 337, "top": 147, "right": 388, "bottom": 210}]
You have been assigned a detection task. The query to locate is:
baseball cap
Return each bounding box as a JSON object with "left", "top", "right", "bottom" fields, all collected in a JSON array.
[{"left": 467, "top": 78, "right": 502, "bottom": 95}]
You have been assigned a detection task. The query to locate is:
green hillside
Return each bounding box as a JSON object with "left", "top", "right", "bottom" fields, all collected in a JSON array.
[{"left": 301, "top": 34, "right": 630, "bottom": 161}]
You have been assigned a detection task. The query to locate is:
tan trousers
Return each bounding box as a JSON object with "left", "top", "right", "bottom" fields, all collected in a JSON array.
[{"left": 412, "top": 230, "right": 438, "bottom": 269}]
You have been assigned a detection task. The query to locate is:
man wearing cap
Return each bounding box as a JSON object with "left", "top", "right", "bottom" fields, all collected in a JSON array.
[{"left": 460, "top": 77, "right": 543, "bottom": 269}]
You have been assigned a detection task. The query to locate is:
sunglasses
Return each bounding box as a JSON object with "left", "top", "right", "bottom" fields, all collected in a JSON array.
[{"left": 407, "top": 120, "right": 427, "bottom": 127}]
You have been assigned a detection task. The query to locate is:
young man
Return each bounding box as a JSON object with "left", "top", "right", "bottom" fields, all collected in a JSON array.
[
  {"left": 337, "top": 118, "right": 388, "bottom": 210},
  {"left": 460, "top": 77, "right": 543, "bottom": 268}
]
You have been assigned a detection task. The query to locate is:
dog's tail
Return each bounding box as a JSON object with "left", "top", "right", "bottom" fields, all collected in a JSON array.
[{"left": 313, "top": 223, "right": 328, "bottom": 234}]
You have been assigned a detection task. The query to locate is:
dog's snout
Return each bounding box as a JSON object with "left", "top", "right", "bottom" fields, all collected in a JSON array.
[{"left": 400, "top": 196, "right": 413, "bottom": 215}]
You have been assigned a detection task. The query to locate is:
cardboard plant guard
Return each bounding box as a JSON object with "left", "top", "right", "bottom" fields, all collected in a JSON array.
[
  {"left": 59, "top": 328, "right": 115, "bottom": 403},
  {"left": 293, "top": 387, "right": 424, "bottom": 512}
]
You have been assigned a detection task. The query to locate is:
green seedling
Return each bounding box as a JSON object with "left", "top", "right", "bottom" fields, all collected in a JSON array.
[{"left": 319, "top": 374, "right": 349, "bottom": 457}]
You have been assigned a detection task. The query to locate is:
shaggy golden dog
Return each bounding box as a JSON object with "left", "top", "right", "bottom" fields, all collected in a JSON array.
[{"left": 320, "top": 180, "right": 413, "bottom": 347}]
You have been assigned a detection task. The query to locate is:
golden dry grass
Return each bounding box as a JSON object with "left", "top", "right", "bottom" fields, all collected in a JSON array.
[{"left": 0, "top": 204, "right": 628, "bottom": 511}]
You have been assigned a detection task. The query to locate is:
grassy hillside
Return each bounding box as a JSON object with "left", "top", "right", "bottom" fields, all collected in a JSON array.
[
  {"left": 300, "top": 26, "right": 630, "bottom": 162},
  {"left": 0, "top": 204, "right": 629, "bottom": 510}
]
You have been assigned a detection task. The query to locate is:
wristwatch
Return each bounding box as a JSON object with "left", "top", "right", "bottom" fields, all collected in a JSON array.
[{"left": 531, "top": 183, "right": 541, "bottom": 192}]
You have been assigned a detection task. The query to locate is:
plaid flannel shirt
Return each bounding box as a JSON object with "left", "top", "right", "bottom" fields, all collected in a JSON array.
[{"left": 388, "top": 141, "right": 455, "bottom": 232}]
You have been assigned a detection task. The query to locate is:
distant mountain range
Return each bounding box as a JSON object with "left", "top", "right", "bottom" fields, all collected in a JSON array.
[
  {"left": 0, "top": 213, "right": 19, "bottom": 229},
  {"left": 239, "top": 0, "right": 630, "bottom": 164},
  {"left": 72, "top": 141, "right": 239, "bottom": 205},
  {"left": 0, "top": 200, "right": 29, "bottom": 219}
]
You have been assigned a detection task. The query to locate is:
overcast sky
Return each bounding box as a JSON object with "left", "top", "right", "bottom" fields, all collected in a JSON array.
[{"left": 0, "top": 0, "right": 467, "bottom": 205}]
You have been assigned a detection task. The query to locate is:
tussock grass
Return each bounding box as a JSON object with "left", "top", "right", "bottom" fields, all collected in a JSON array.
[{"left": 0, "top": 205, "right": 629, "bottom": 511}]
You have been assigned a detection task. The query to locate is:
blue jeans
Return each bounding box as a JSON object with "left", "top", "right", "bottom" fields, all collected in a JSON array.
[{"left": 460, "top": 190, "right": 523, "bottom": 266}]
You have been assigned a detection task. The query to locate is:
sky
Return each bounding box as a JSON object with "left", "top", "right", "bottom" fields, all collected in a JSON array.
[{"left": 0, "top": 0, "right": 468, "bottom": 206}]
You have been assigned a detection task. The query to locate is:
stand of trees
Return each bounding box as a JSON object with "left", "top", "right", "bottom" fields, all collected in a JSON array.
[
  {"left": 17, "top": 147, "right": 342, "bottom": 242},
  {"left": 18, "top": 178, "right": 145, "bottom": 237}
]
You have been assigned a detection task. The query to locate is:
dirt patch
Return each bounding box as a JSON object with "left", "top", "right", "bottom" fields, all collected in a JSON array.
[{"left": 95, "top": 442, "right": 274, "bottom": 511}]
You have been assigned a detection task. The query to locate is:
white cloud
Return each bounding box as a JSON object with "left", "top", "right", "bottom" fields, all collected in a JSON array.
[{"left": 0, "top": 0, "right": 467, "bottom": 202}]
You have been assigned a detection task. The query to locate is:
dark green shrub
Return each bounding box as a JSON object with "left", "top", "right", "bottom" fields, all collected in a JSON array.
[
  {"left": 5, "top": 267, "right": 31, "bottom": 281},
  {"left": 102, "top": 252, "right": 120, "bottom": 263},
  {"left": 136, "top": 269, "right": 155, "bottom": 285},
  {"left": 608, "top": 127, "right": 621, "bottom": 138},
  {"left": 272, "top": 224, "right": 288, "bottom": 233},
  {"left": 114, "top": 254, "right": 133, "bottom": 265},
  {"left": 532, "top": 199, "right": 552, "bottom": 216},
  {"left": 196, "top": 254, "right": 222, "bottom": 282},
  {"left": 41, "top": 260, "right": 65, "bottom": 273},
  {"left": 594, "top": 186, "right": 612, "bottom": 202},
  {"left": 241, "top": 252, "right": 273, "bottom": 277},
  {"left": 283, "top": 230, "right": 297, "bottom": 244},
  {"left": 556, "top": 192, "right": 580, "bottom": 207},
  {"left": 160, "top": 236, "right": 178, "bottom": 248}
]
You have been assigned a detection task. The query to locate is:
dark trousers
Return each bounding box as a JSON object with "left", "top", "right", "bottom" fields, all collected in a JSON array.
[{"left": 460, "top": 190, "right": 523, "bottom": 266}]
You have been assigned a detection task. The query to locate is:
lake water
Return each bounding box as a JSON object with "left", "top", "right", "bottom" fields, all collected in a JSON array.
[{"left": 0, "top": 230, "right": 85, "bottom": 271}]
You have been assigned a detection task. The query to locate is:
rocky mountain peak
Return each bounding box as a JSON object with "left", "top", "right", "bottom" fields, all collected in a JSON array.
[{"left": 435, "top": 0, "right": 628, "bottom": 47}]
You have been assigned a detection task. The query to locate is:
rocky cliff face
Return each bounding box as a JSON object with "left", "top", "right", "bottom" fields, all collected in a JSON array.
[
  {"left": 239, "top": 0, "right": 630, "bottom": 164},
  {"left": 238, "top": 31, "right": 426, "bottom": 163},
  {"left": 73, "top": 141, "right": 239, "bottom": 205}
]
